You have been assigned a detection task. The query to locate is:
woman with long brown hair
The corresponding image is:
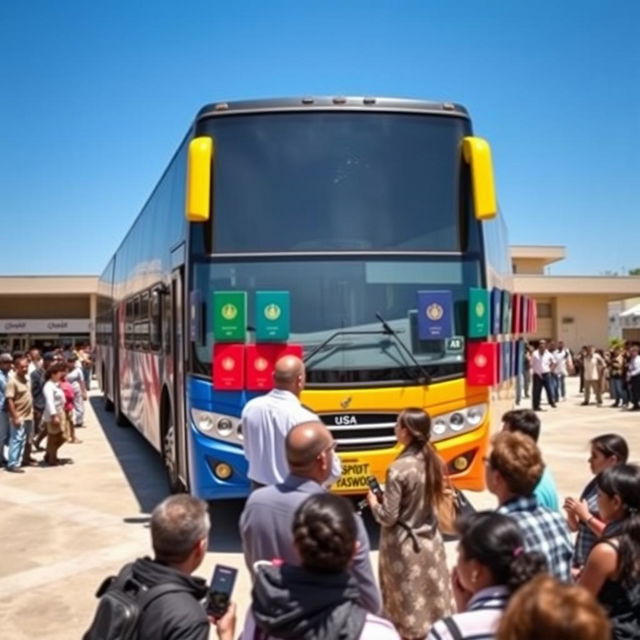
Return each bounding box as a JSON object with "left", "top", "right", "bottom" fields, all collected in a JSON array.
[{"left": 367, "top": 407, "right": 452, "bottom": 639}]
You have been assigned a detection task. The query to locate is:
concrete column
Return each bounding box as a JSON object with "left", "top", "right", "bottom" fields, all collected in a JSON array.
[{"left": 89, "top": 293, "right": 97, "bottom": 347}]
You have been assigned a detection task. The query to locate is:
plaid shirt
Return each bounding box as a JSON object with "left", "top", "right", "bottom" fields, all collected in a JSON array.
[
  {"left": 498, "top": 496, "right": 573, "bottom": 582},
  {"left": 574, "top": 478, "right": 599, "bottom": 567}
]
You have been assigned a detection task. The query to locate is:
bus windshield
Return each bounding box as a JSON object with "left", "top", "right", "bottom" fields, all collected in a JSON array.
[
  {"left": 199, "top": 111, "right": 471, "bottom": 253},
  {"left": 191, "top": 256, "right": 481, "bottom": 385}
]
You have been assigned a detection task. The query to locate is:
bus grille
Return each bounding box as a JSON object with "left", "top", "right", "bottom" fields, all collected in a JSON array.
[{"left": 319, "top": 413, "right": 398, "bottom": 452}]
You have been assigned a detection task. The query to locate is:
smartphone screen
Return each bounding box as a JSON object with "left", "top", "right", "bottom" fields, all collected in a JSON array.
[{"left": 207, "top": 564, "right": 237, "bottom": 617}]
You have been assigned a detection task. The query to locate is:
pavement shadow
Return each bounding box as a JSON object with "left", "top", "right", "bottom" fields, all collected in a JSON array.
[{"left": 90, "top": 396, "right": 169, "bottom": 515}]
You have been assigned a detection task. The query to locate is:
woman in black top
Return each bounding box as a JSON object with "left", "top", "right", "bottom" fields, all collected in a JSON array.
[{"left": 578, "top": 464, "right": 640, "bottom": 640}]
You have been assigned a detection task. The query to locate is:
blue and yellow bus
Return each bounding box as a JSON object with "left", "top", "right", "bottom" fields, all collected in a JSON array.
[{"left": 96, "top": 96, "right": 511, "bottom": 499}]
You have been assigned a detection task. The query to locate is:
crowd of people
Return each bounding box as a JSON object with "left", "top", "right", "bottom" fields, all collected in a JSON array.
[
  {"left": 84, "top": 355, "right": 639, "bottom": 640},
  {"left": 0, "top": 344, "right": 93, "bottom": 472},
  {"left": 521, "top": 340, "right": 640, "bottom": 411}
]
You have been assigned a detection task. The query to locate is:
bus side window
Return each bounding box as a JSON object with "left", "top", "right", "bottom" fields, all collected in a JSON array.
[
  {"left": 150, "top": 288, "right": 162, "bottom": 352},
  {"left": 139, "top": 292, "right": 150, "bottom": 351},
  {"left": 125, "top": 299, "right": 134, "bottom": 349}
]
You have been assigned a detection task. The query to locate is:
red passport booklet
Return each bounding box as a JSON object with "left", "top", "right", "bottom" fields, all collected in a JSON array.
[
  {"left": 212, "top": 343, "right": 245, "bottom": 390},
  {"left": 245, "top": 344, "right": 305, "bottom": 391},
  {"left": 467, "top": 341, "right": 498, "bottom": 386}
]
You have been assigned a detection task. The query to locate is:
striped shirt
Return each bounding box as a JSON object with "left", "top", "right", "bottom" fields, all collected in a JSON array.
[
  {"left": 498, "top": 496, "right": 573, "bottom": 581},
  {"left": 427, "top": 586, "right": 509, "bottom": 640}
]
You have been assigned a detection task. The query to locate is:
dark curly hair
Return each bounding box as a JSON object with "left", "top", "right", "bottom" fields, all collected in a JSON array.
[
  {"left": 457, "top": 511, "right": 547, "bottom": 593},
  {"left": 292, "top": 493, "right": 357, "bottom": 573}
]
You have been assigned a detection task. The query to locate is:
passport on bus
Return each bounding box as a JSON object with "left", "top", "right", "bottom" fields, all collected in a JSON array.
[{"left": 212, "top": 343, "right": 245, "bottom": 390}]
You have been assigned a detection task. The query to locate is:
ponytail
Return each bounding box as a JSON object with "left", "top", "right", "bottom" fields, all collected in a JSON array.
[
  {"left": 396, "top": 408, "right": 443, "bottom": 510},
  {"left": 457, "top": 511, "right": 547, "bottom": 594}
]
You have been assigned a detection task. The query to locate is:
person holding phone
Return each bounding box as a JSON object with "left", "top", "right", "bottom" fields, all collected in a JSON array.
[
  {"left": 84, "top": 495, "right": 236, "bottom": 640},
  {"left": 366, "top": 408, "right": 452, "bottom": 640}
]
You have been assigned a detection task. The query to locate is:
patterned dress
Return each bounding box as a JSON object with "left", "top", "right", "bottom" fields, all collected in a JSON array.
[{"left": 372, "top": 448, "right": 453, "bottom": 638}]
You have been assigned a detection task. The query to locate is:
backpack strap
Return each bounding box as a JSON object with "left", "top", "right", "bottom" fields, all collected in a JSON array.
[
  {"left": 442, "top": 617, "right": 464, "bottom": 640},
  {"left": 138, "top": 581, "right": 194, "bottom": 611}
]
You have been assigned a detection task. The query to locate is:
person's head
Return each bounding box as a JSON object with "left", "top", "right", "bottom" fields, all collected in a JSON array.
[
  {"left": 557, "top": 341, "right": 565, "bottom": 350},
  {"left": 455, "top": 512, "right": 547, "bottom": 596},
  {"left": 496, "top": 575, "right": 610, "bottom": 640},
  {"left": 42, "top": 352, "right": 55, "bottom": 370},
  {"left": 589, "top": 434, "right": 629, "bottom": 475},
  {"left": 537, "top": 339, "right": 547, "bottom": 353},
  {"left": 66, "top": 352, "right": 78, "bottom": 370},
  {"left": 286, "top": 421, "right": 336, "bottom": 484},
  {"left": 0, "top": 352, "right": 13, "bottom": 372},
  {"left": 486, "top": 431, "right": 543, "bottom": 502},
  {"left": 587, "top": 345, "right": 596, "bottom": 356},
  {"left": 150, "top": 495, "right": 210, "bottom": 572},
  {"left": 292, "top": 493, "right": 357, "bottom": 573},
  {"left": 631, "top": 345, "right": 639, "bottom": 358},
  {"left": 13, "top": 355, "right": 29, "bottom": 378},
  {"left": 28, "top": 347, "right": 41, "bottom": 362},
  {"left": 395, "top": 408, "right": 444, "bottom": 509},
  {"left": 45, "top": 361, "right": 68, "bottom": 382},
  {"left": 502, "top": 409, "right": 541, "bottom": 443},
  {"left": 273, "top": 355, "right": 305, "bottom": 396},
  {"left": 548, "top": 340, "right": 556, "bottom": 351},
  {"left": 596, "top": 465, "right": 640, "bottom": 587}
]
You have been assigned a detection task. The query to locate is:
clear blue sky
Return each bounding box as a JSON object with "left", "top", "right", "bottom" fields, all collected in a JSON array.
[{"left": 1, "top": 0, "right": 638, "bottom": 276}]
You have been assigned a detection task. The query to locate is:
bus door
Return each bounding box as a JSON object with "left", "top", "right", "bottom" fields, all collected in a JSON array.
[{"left": 170, "top": 268, "right": 189, "bottom": 488}]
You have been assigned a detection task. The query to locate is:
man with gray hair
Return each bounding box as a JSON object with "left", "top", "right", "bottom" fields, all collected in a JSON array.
[
  {"left": 85, "top": 495, "right": 235, "bottom": 640},
  {"left": 241, "top": 355, "right": 318, "bottom": 487},
  {"left": 240, "top": 421, "right": 381, "bottom": 613}
]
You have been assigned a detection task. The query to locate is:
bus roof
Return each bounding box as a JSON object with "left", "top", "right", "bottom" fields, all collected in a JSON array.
[{"left": 195, "top": 96, "right": 470, "bottom": 122}]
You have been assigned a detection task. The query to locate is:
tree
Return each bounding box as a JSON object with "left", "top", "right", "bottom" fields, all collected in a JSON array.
[{"left": 629, "top": 268, "right": 640, "bottom": 276}]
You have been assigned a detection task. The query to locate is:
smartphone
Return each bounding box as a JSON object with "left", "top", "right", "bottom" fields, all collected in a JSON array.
[
  {"left": 367, "top": 476, "right": 384, "bottom": 501},
  {"left": 206, "top": 564, "right": 237, "bottom": 618}
]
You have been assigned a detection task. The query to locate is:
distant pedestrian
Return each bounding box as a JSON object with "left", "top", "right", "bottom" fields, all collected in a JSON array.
[
  {"left": 626, "top": 345, "right": 640, "bottom": 411},
  {"left": 31, "top": 352, "right": 52, "bottom": 451},
  {"left": 0, "top": 352, "right": 13, "bottom": 466},
  {"left": 66, "top": 352, "right": 87, "bottom": 434},
  {"left": 4, "top": 356, "right": 34, "bottom": 473},
  {"left": 563, "top": 434, "right": 629, "bottom": 572},
  {"left": 486, "top": 431, "right": 573, "bottom": 581},
  {"left": 552, "top": 340, "right": 572, "bottom": 402},
  {"left": 608, "top": 347, "right": 628, "bottom": 407},
  {"left": 582, "top": 346, "right": 606, "bottom": 406},
  {"left": 530, "top": 340, "right": 556, "bottom": 411},
  {"left": 241, "top": 356, "right": 317, "bottom": 488},
  {"left": 43, "top": 362, "right": 70, "bottom": 466}
]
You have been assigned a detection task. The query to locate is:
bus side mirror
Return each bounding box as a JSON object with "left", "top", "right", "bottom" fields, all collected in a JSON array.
[
  {"left": 463, "top": 136, "right": 497, "bottom": 221},
  {"left": 185, "top": 136, "right": 214, "bottom": 222}
]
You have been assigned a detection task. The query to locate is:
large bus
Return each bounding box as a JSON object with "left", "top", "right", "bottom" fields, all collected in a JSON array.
[{"left": 96, "top": 96, "right": 511, "bottom": 499}]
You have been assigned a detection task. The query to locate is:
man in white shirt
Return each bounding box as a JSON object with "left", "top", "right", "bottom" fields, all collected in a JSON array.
[
  {"left": 581, "top": 345, "right": 605, "bottom": 406},
  {"left": 530, "top": 339, "right": 556, "bottom": 412},
  {"left": 627, "top": 345, "right": 640, "bottom": 411},
  {"left": 241, "top": 355, "right": 318, "bottom": 487},
  {"left": 552, "top": 341, "right": 573, "bottom": 402}
]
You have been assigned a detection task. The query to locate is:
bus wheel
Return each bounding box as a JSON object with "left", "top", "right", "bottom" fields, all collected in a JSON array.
[
  {"left": 114, "top": 387, "right": 128, "bottom": 427},
  {"left": 163, "top": 413, "right": 185, "bottom": 494}
]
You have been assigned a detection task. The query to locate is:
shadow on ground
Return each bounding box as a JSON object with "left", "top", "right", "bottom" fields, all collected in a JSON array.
[{"left": 89, "top": 394, "right": 381, "bottom": 553}]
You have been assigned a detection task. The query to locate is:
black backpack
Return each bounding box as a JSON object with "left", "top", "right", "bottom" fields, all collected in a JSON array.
[{"left": 83, "top": 563, "right": 191, "bottom": 640}]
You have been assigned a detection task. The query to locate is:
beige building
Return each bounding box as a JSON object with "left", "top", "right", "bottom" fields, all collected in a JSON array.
[
  {"left": 1, "top": 249, "right": 638, "bottom": 353},
  {"left": 0, "top": 276, "right": 98, "bottom": 353},
  {"left": 512, "top": 246, "right": 640, "bottom": 349}
]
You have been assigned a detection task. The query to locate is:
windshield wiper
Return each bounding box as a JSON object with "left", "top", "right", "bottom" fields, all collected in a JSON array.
[
  {"left": 304, "top": 328, "right": 389, "bottom": 369},
  {"left": 375, "top": 312, "right": 431, "bottom": 384}
]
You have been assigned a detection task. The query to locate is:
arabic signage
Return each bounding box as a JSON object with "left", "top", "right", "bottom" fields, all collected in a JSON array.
[{"left": 0, "top": 319, "right": 92, "bottom": 334}]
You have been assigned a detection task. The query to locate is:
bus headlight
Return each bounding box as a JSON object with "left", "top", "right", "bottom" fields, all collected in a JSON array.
[
  {"left": 432, "top": 418, "right": 447, "bottom": 436},
  {"left": 191, "top": 409, "right": 243, "bottom": 445},
  {"left": 430, "top": 404, "right": 488, "bottom": 442}
]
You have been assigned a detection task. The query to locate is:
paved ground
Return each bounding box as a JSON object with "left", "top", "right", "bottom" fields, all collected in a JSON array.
[{"left": 1, "top": 377, "right": 638, "bottom": 638}]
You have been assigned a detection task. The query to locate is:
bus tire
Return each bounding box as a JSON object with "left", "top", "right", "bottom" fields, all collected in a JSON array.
[
  {"left": 162, "top": 397, "right": 186, "bottom": 494},
  {"left": 114, "top": 386, "right": 129, "bottom": 427}
]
